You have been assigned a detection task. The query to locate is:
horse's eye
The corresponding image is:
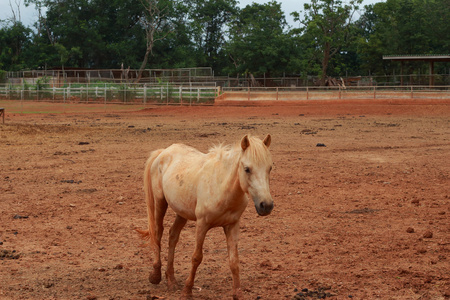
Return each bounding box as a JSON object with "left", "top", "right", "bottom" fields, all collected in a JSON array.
[
  {"left": 269, "top": 166, "right": 273, "bottom": 172},
  {"left": 244, "top": 166, "right": 251, "bottom": 174}
]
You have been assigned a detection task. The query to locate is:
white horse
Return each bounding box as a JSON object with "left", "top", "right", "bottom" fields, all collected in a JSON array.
[{"left": 137, "top": 134, "right": 274, "bottom": 299}]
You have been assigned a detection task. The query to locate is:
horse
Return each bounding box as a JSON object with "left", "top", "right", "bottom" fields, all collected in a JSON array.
[{"left": 136, "top": 134, "right": 274, "bottom": 299}]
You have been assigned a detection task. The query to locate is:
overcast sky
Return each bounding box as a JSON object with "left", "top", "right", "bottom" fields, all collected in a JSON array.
[
  {"left": 0, "top": 0, "right": 385, "bottom": 27},
  {"left": 0, "top": 0, "right": 40, "bottom": 26},
  {"left": 239, "top": 0, "right": 385, "bottom": 26}
]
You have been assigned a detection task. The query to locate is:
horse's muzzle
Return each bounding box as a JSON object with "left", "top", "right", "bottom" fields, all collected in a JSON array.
[{"left": 255, "top": 200, "right": 273, "bottom": 216}]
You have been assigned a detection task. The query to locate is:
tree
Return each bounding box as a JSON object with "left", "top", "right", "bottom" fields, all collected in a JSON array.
[
  {"left": 25, "top": 0, "right": 147, "bottom": 69},
  {"left": 135, "top": 0, "right": 174, "bottom": 82},
  {"left": 0, "top": 21, "right": 32, "bottom": 70},
  {"left": 226, "top": 1, "right": 293, "bottom": 78},
  {"left": 187, "top": 0, "right": 237, "bottom": 72},
  {"left": 292, "top": 0, "right": 362, "bottom": 85},
  {"left": 54, "top": 43, "right": 81, "bottom": 77},
  {"left": 24, "top": 0, "right": 197, "bottom": 72},
  {"left": 357, "top": 0, "right": 450, "bottom": 76},
  {"left": 89, "top": 0, "right": 147, "bottom": 68}
]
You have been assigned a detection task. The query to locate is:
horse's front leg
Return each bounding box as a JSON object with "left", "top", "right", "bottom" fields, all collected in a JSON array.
[
  {"left": 180, "top": 221, "right": 209, "bottom": 300},
  {"left": 224, "top": 222, "right": 243, "bottom": 300}
]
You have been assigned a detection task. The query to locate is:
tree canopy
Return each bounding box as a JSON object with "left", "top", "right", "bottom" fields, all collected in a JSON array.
[
  {"left": 0, "top": 0, "right": 448, "bottom": 82},
  {"left": 226, "top": 1, "right": 293, "bottom": 77}
]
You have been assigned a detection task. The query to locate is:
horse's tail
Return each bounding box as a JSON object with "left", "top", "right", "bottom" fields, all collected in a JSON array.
[{"left": 136, "top": 149, "right": 163, "bottom": 250}]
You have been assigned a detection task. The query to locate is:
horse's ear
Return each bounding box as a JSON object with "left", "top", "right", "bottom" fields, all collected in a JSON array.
[
  {"left": 263, "top": 134, "right": 271, "bottom": 148},
  {"left": 241, "top": 135, "right": 250, "bottom": 151}
]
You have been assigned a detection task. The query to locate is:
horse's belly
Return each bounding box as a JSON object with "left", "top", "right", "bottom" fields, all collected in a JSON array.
[{"left": 168, "top": 200, "right": 197, "bottom": 221}]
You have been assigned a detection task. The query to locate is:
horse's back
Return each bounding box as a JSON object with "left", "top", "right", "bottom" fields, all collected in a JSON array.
[{"left": 157, "top": 143, "right": 205, "bottom": 168}]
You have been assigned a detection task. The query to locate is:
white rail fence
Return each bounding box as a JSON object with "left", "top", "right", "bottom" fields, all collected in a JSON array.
[
  {"left": 218, "top": 86, "right": 450, "bottom": 101},
  {"left": 1, "top": 84, "right": 449, "bottom": 105},
  {"left": 0, "top": 83, "right": 220, "bottom": 105}
]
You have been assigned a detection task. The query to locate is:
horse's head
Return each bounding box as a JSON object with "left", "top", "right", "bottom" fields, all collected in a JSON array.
[{"left": 239, "top": 134, "right": 274, "bottom": 216}]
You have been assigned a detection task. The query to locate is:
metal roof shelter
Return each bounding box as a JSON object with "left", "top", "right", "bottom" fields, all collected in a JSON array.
[{"left": 383, "top": 54, "right": 450, "bottom": 86}]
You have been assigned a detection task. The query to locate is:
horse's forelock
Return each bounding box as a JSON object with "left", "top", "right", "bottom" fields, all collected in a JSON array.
[{"left": 243, "top": 136, "right": 272, "bottom": 165}]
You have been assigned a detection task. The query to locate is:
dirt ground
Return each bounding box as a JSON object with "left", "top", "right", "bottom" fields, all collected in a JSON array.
[{"left": 1, "top": 100, "right": 449, "bottom": 300}]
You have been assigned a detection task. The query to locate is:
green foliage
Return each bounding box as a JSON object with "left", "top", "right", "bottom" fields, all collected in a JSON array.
[
  {"left": 0, "top": 0, "right": 449, "bottom": 82},
  {"left": 36, "top": 76, "right": 51, "bottom": 90},
  {"left": 292, "top": 0, "right": 362, "bottom": 84},
  {"left": 186, "top": 0, "right": 238, "bottom": 72},
  {"left": 357, "top": 0, "right": 450, "bottom": 76},
  {"left": 226, "top": 1, "right": 294, "bottom": 77},
  {"left": 0, "top": 21, "right": 33, "bottom": 71},
  {"left": 0, "top": 70, "right": 7, "bottom": 83}
]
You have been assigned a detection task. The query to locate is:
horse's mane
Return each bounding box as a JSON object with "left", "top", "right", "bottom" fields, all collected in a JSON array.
[
  {"left": 208, "top": 135, "right": 271, "bottom": 164},
  {"left": 208, "top": 143, "right": 234, "bottom": 160}
]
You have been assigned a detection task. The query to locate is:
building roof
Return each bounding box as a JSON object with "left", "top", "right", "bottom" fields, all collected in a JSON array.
[{"left": 383, "top": 54, "right": 450, "bottom": 62}]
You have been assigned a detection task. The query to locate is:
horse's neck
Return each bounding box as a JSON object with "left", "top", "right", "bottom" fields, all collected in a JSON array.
[{"left": 220, "top": 149, "right": 244, "bottom": 195}]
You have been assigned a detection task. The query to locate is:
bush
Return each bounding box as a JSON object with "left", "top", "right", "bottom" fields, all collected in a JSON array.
[
  {"left": 0, "top": 70, "right": 7, "bottom": 83},
  {"left": 36, "top": 76, "right": 51, "bottom": 90}
]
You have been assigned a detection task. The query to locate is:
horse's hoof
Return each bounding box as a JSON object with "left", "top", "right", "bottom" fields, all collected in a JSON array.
[
  {"left": 179, "top": 288, "right": 193, "bottom": 300},
  {"left": 167, "top": 280, "right": 180, "bottom": 292},
  {"left": 233, "top": 288, "right": 244, "bottom": 300},
  {"left": 233, "top": 293, "right": 243, "bottom": 300},
  {"left": 149, "top": 272, "right": 162, "bottom": 284}
]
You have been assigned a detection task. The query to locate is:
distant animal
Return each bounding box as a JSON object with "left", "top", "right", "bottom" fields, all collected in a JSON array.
[{"left": 137, "top": 134, "right": 274, "bottom": 299}]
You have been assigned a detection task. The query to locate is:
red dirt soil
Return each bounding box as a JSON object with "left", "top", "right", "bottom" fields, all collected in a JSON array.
[{"left": 1, "top": 99, "right": 449, "bottom": 299}]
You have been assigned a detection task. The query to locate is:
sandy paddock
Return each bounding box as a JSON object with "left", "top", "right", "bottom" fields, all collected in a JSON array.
[{"left": 0, "top": 99, "right": 449, "bottom": 299}]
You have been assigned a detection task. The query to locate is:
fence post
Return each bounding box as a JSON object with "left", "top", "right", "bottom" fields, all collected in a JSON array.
[
  {"left": 411, "top": 86, "right": 413, "bottom": 99},
  {"left": 197, "top": 88, "right": 200, "bottom": 103},
  {"left": 276, "top": 87, "right": 278, "bottom": 101},
  {"left": 87, "top": 84, "right": 91, "bottom": 103},
  {"left": 248, "top": 87, "right": 250, "bottom": 101},
  {"left": 373, "top": 86, "right": 376, "bottom": 99},
  {"left": 306, "top": 87, "right": 309, "bottom": 100},
  {"left": 144, "top": 85, "right": 147, "bottom": 105},
  {"left": 180, "top": 85, "right": 182, "bottom": 105}
]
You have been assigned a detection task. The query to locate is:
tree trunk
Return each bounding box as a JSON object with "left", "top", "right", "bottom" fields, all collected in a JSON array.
[
  {"left": 136, "top": 47, "right": 152, "bottom": 83},
  {"left": 321, "top": 42, "right": 330, "bottom": 86}
]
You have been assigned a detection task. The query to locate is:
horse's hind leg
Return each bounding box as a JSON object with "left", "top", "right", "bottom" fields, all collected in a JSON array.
[
  {"left": 166, "top": 214, "right": 187, "bottom": 291},
  {"left": 149, "top": 197, "right": 168, "bottom": 284}
]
